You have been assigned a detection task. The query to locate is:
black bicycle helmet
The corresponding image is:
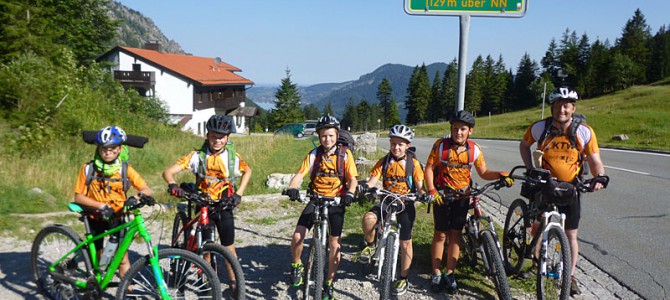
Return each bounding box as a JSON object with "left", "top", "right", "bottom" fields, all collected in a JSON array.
[
  {"left": 206, "top": 115, "right": 236, "bottom": 134},
  {"left": 315, "top": 114, "right": 340, "bottom": 132},
  {"left": 449, "top": 110, "right": 475, "bottom": 128},
  {"left": 548, "top": 87, "right": 579, "bottom": 104}
]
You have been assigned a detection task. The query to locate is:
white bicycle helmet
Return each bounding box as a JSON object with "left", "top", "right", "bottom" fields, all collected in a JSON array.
[
  {"left": 96, "top": 126, "right": 127, "bottom": 146},
  {"left": 389, "top": 124, "right": 414, "bottom": 143},
  {"left": 548, "top": 87, "right": 579, "bottom": 104}
]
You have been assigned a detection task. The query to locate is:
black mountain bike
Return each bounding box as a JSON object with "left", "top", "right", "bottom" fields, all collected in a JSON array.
[
  {"left": 170, "top": 183, "right": 246, "bottom": 299},
  {"left": 283, "top": 190, "right": 340, "bottom": 300}
]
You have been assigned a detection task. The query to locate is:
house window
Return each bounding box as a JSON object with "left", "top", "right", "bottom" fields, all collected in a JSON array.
[
  {"left": 132, "top": 64, "right": 141, "bottom": 71},
  {"left": 196, "top": 93, "right": 202, "bottom": 104},
  {"left": 197, "top": 123, "right": 201, "bottom": 135}
]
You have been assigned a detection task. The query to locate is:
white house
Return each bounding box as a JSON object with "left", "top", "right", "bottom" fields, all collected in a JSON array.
[{"left": 97, "top": 43, "right": 256, "bottom": 135}]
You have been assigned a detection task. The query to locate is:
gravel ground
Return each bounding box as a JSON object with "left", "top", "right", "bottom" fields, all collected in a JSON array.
[{"left": 0, "top": 193, "right": 641, "bottom": 299}]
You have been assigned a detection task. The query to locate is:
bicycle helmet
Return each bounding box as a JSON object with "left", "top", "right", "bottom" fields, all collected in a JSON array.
[
  {"left": 315, "top": 114, "right": 340, "bottom": 132},
  {"left": 389, "top": 124, "right": 414, "bottom": 143},
  {"left": 206, "top": 114, "right": 236, "bottom": 134},
  {"left": 449, "top": 110, "right": 475, "bottom": 128},
  {"left": 96, "top": 126, "right": 127, "bottom": 146},
  {"left": 548, "top": 87, "right": 579, "bottom": 104}
]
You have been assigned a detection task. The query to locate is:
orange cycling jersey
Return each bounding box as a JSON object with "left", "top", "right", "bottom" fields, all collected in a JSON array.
[
  {"left": 297, "top": 147, "right": 358, "bottom": 197},
  {"left": 523, "top": 119, "right": 600, "bottom": 182},
  {"left": 370, "top": 155, "right": 424, "bottom": 194},
  {"left": 74, "top": 163, "right": 147, "bottom": 213},
  {"left": 426, "top": 138, "right": 485, "bottom": 191},
  {"left": 176, "top": 150, "right": 249, "bottom": 199}
]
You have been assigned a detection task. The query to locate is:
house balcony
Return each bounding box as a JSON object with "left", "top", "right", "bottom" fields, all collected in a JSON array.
[{"left": 114, "top": 70, "right": 155, "bottom": 86}]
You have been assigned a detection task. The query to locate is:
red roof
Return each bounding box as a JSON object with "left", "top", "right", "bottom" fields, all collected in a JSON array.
[{"left": 118, "top": 46, "right": 253, "bottom": 86}]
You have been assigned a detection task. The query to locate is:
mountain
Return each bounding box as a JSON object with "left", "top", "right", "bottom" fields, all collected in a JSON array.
[
  {"left": 107, "top": 1, "right": 185, "bottom": 54},
  {"left": 246, "top": 63, "right": 448, "bottom": 115}
]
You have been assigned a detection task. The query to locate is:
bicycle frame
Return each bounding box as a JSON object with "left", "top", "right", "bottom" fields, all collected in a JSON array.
[
  {"left": 374, "top": 201, "right": 401, "bottom": 280},
  {"left": 52, "top": 205, "right": 169, "bottom": 297},
  {"left": 534, "top": 208, "right": 566, "bottom": 277}
]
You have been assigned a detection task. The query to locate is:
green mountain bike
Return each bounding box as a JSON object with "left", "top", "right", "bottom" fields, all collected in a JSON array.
[{"left": 31, "top": 194, "right": 222, "bottom": 299}]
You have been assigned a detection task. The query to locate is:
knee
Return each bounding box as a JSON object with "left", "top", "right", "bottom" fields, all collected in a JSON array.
[{"left": 433, "top": 231, "right": 447, "bottom": 242}]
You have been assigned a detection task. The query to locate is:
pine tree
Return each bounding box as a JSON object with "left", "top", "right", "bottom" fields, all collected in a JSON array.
[
  {"left": 376, "top": 78, "right": 393, "bottom": 129},
  {"left": 616, "top": 9, "right": 652, "bottom": 84},
  {"left": 357, "top": 99, "right": 371, "bottom": 131},
  {"left": 341, "top": 98, "right": 357, "bottom": 131},
  {"left": 427, "top": 70, "right": 443, "bottom": 122},
  {"left": 405, "top": 64, "right": 430, "bottom": 124},
  {"left": 541, "top": 39, "right": 561, "bottom": 83},
  {"left": 466, "top": 55, "right": 486, "bottom": 113},
  {"left": 323, "top": 102, "right": 334, "bottom": 116},
  {"left": 648, "top": 25, "right": 670, "bottom": 82},
  {"left": 271, "top": 69, "right": 304, "bottom": 128},
  {"left": 513, "top": 53, "right": 540, "bottom": 109},
  {"left": 386, "top": 100, "right": 401, "bottom": 127},
  {"left": 303, "top": 103, "right": 321, "bottom": 120},
  {"left": 442, "top": 59, "right": 459, "bottom": 117}
]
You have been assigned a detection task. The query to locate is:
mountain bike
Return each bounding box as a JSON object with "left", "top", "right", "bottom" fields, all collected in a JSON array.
[
  {"left": 502, "top": 166, "right": 609, "bottom": 300},
  {"left": 359, "top": 188, "right": 420, "bottom": 300},
  {"left": 282, "top": 189, "right": 340, "bottom": 300},
  {"left": 170, "top": 183, "right": 246, "bottom": 300},
  {"left": 31, "top": 194, "right": 222, "bottom": 299},
  {"left": 442, "top": 181, "right": 512, "bottom": 300}
]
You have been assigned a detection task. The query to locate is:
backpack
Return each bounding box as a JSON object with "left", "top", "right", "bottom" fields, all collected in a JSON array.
[
  {"left": 309, "top": 130, "right": 354, "bottom": 195},
  {"left": 85, "top": 160, "right": 130, "bottom": 195},
  {"left": 536, "top": 114, "right": 587, "bottom": 175},
  {"left": 380, "top": 148, "right": 419, "bottom": 193},
  {"left": 434, "top": 136, "right": 476, "bottom": 189},
  {"left": 195, "top": 141, "right": 239, "bottom": 190}
]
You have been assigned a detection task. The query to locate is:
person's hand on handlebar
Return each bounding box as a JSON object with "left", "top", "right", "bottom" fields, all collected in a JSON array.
[
  {"left": 590, "top": 174, "right": 609, "bottom": 192},
  {"left": 167, "top": 183, "right": 184, "bottom": 197},
  {"left": 419, "top": 193, "right": 433, "bottom": 204},
  {"left": 498, "top": 171, "right": 515, "bottom": 188},
  {"left": 230, "top": 193, "right": 242, "bottom": 207},
  {"left": 428, "top": 189, "right": 443, "bottom": 206},
  {"left": 342, "top": 192, "right": 355, "bottom": 207},
  {"left": 357, "top": 183, "right": 369, "bottom": 195},
  {"left": 99, "top": 204, "right": 114, "bottom": 220},
  {"left": 286, "top": 188, "right": 301, "bottom": 201}
]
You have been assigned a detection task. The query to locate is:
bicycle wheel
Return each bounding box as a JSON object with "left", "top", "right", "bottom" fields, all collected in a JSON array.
[
  {"left": 303, "top": 231, "right": 325, "bottom": 300},
  {"left": 503, "top": 198, "right": 529, "bottom": 275},
  {"left": 460, "top": 225, "right": 478, "bottom": 268},
  {"left": 537, "top": 227, "right": 571, "bottom": 300},
  {"left": 481, "top": 230, "right": 512, "bottom": 300},
  {"left": 171, "top": 211, "right": 189, "bottom": 249},
  {"left": 379, "top": 234, "right": 396, "bottom": 300},
  {"left": 201, "top": 242, "right": 246, "bottom": 300},
  {"left": 116, "top": 248, "right": 222, "bottom": 299},
  {"left": 31, "top": 224, "right": 92, "bottom": 300}
]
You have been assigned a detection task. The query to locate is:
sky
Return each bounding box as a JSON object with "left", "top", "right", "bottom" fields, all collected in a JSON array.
[{"left": 116, "top": 0, "right": 670, "bottom": 86}]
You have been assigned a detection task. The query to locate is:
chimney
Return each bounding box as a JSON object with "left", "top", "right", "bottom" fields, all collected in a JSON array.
[{"left": 143, "top": 42, "right": 161, "bottom": 52}]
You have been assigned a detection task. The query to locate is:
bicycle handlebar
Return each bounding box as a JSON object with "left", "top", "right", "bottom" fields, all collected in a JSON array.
[
  {"left": 366, "top": 188, "right": 422, "bottom": 203},
  {"left": 281, "top": 189, "right": 341, "bottom": 205},
  {"left": 508, "top": 165, "right": 610, "bottom": 193}
]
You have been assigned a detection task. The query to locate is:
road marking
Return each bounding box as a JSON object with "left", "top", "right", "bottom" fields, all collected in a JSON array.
[
  {"left": 605, "top": 166, "right": 650, "bottom": 176},
  {"left": 601, "top": 148, "right": 670, "bottom": 157}
]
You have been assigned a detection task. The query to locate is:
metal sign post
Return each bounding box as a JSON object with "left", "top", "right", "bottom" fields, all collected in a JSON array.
[{"left": 404, "top": 0, "right": 528, "bottom": 115}]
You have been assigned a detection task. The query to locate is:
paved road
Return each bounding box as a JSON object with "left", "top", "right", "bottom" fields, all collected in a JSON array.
[{"left": 382, "top": 137, "right": 669, "bottom": 300}]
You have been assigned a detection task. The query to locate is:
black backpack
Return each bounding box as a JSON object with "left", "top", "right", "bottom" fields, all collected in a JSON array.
[
  {"left": 537, "top": 113, "right": 587, "bottom": 175},
  {"left": 380, "top": 147, "right": 419, "bottom": 193},
  {"left": 309, "top": 130, "right": 355, "bottom": 195}
]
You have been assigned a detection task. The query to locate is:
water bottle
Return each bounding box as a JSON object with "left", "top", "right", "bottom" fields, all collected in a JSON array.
[{"left": 99, "top": 233, "right": 119, "bottom": 270}]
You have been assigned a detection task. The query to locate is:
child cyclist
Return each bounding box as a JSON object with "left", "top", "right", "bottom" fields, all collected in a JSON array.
[
  {"left": 73, "top": 126, "right": 154, "bottom": 279},
  {"left": 285, "top": 114, "right": 358, "bottom": 300},
  {"left": 424, "top": 110, "right": 514, "bottom": 294},
  {"left": 162, "top": 114, "right": 252, "bottom": 289},
  {"left": 357, "top": 124, "right": 426, "bottom": 295}
]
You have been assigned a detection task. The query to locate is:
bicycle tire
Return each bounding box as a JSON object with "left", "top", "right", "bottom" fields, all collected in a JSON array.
[
  {"left": 503, "top": 198, "right": 529, "bottom": 275},
  {"left": 481, "top": 230, "right": 512, "bottom": 300},
  {"left": 303, "top": 231, "right": 324, "bottom": 300},
  {"left": 116, "top": 247, "right": 222, "bottom": 299},
  {"left": 460, "top": 226, "right": 478, "bottom": 268},
  {"left": 201, "top": 242, "right": 246, "bottom": 300},
  {"left": 171, "top": 210, "right": 189, "bottom": 249},
  {"left": 31, "top": 224, "right": 93, "bottom": 300},
  {"left": 379, "top": 234, "right": 396, "bottom": 300},
  {"left": 536, "top": 227, "right": 571, "bottom": 300}
]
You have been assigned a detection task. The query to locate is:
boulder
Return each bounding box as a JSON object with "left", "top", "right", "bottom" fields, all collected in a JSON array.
[
  {"left": 354, "top": 132, "right": 378, "bottom": 155},
  {"left": 611, "top": 134, "right": 629, "bottom": 141},
  {"left": 266, "top": 173, "right": 296, "bottom": 190}
]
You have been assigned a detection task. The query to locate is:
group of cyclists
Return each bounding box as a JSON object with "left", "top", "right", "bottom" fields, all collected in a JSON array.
[{"left": 74, "top": 85, "right": 606, "bottom": 299}]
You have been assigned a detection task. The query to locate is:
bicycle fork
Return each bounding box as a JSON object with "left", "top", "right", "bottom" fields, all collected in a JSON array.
[
  {"left": 538, "top": 210, "right": 566, "bottom": 278},
  {"left": 377, "top": 218, "right": 400, "bottom": 280}
]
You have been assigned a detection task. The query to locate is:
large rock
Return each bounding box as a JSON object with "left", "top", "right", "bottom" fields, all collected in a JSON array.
[
  {"left": 266, "top": 173, "right": 296, "bottom": 190},
  {"left": 355, "top": 132, "right": 377, "bottom": 155}
]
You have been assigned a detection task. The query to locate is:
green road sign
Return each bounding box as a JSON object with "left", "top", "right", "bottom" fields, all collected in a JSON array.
[{"left": 405, "top": 0, "right": 527, "bottom": 17}]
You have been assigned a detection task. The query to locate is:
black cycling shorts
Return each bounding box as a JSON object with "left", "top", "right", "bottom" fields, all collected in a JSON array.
[
  {"left": 88, "top": 217, "right": 125, "bottom": 250},
  {"left": 200, "top": 207, "right": 236, "bottom": 247},
  {"left": 368, "top": 203, "right": 416, "bottom": 241},
  {"left": 432, "top": 198, "right": 469, "bottom": 232},
  {"left": 558, "top": 194, "right": 581, "bottom": 230},
  {"left": 296, "top": 203, "right": 345, "bottom": 237}
]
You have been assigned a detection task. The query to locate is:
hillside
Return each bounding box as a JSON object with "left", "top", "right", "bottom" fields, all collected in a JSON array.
[
  {"left": 246, "top": 63, "right": 448, "bottom": 114},
  {"left": 108, "top": 1, "right": 185, "bottom": 54}
]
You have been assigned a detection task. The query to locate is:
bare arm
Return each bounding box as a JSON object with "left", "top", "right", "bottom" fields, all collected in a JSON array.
[
  {"left": 288, "top": 173, "right": 305, "bottom": 189},
  {"left": 519, "top": 140, "right": 534, "bottom": 170},
  {"left": 347, "top": 176, "right": 358, "bottom": 194},
  {"left": 366, "top": 176, "right": 379, "bottom": 190},
  {"left": 424, "top": 162, "right": 436, "bottom": 191},
  {"left": 235, "top": 167, "right": 252, "bottom": 196},
  {"left": 162, "top": 163, "right": 184, "bottom": 185},
  {"left": 587, "top": 152, "right": 606, "bottom": 191},
  {"left": 74, "top": 193, "right": 107, "bottom": 210},
  {"left": 475, "top": 164, "right": 502, "bottom": 181}
]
